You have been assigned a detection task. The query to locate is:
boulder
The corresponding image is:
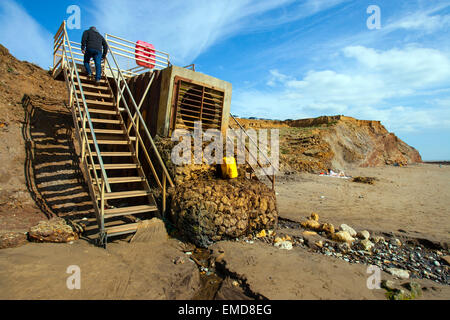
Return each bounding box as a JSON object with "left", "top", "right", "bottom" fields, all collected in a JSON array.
[
  {"left": 387, "top": 268, "right": 410, "bottom": 280},
  {"left": 302, "top": 232, "right": 324, "bottom": 250},
  {"left": 301, "top": 219, "right": 321, "bottom": 231},
  {"left": 381, "top": 280, "right": 396, "bottom": 291},
  {"left": 274, "top": 241, "right": 293, "bottom": 250},
  {"left": 340, "top": 224, "right": 357, "bottom": 237},
  {"left": 0, "top": 232, "right": 28, "bottom": 249},
  {"left": 320, "top": 223, "right": 335, "bottom": 234},
  {"left": 357, "top": 239, "right": 375, "bottom": 251},
  {"left": 404, "top": 282, "right": 422, "bottom": 298},
  {"left": 332, "top": 231, "right": 355, "bottom": 243},
  {"left": 28, "top": 218, "right": 81, "bottom": 243},
  {"left": 302, "top": 231, "right": 318, "bottom": 236},
  {"left": 310, "top": 212, "right": 319, "bottom": 221},
  {"left": 357, "top": 230, "right": 370, "bottom": 240}
]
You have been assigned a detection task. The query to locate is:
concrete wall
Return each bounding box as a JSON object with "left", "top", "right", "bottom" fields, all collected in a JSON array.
[{"left": 157, "top": 65, "right": 232, "bottom": 137}]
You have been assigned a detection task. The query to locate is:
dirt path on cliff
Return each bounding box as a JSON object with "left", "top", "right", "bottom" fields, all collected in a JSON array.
[{"left": 276, "top": 163, "right": 450, "bottom": 244}]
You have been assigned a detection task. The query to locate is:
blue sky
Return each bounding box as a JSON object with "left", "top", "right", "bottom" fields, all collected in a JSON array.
[{"left": 0, "top": 0, "right": 449, "bottom": 160}]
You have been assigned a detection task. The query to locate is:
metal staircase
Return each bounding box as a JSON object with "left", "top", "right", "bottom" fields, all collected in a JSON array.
[{"left": 53, "top": 21, "right": 174, "bottom": 246}]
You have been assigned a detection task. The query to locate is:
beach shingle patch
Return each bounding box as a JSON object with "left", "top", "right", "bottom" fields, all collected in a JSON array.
[{"left": 352, "top": 176, "right": 378, "bottom": 185}]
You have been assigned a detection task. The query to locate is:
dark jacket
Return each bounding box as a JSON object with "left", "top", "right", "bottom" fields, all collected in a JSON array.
[{"left": 81, "top": 27, "right": 108, "bottom": 57}]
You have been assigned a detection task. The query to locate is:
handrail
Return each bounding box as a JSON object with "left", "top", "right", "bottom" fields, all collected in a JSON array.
[
  {"left": 105, "top": 33, "right": 171, "bottom": 74},
  {"left": 229, "top": 114, "right": 275, "bottom": 189},
  {"left": 53, "top": 21, "right": 111, "bottom": 193},
  {"left": 104, "top": 37, "right": 175, "bottom": 190}
]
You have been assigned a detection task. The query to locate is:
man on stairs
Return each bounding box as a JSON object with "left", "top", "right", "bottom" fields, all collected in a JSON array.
[{"left": 81, "top": 26, "right": 108, "bottom": 85}]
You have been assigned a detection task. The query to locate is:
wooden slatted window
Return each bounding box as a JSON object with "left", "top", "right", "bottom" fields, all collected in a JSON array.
[{"left": 173, "top": 79, "right": 224, "bottom": 131}]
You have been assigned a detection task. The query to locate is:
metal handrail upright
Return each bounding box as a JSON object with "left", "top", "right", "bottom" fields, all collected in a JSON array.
[
  {"left": 229, "top": 114, "right": 275, "bottom": 190},
  {"left": 104, "top": 52, "right": 174, "bottom": 188}
]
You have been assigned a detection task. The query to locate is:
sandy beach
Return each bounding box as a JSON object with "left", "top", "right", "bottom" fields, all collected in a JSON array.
[
  {"left": 0, "top": 163, "right": 449, "bottom": 300},
  {"left": 276, "top": 163, "right": 450, "bottom": 244}
]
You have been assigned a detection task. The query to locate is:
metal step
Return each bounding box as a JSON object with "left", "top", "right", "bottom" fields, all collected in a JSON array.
[
  {"left": 106, "top": 223, "right": 139, "bottom": 236},
  {"left": 92, "top": 176, "right": 145, "bottom": 184},
  {"left": 74, "top": 82, "right": 108, "bottom": 90},
  {"left": 77, "top": 117, "right": 122, "bottom": 124},
  {"left": 92, "top": 152, "right": 134, "bottom": 157},
  {"left": 89, "top": 163, "right": 140, "bottom": 170},
  {"left": 85, "top": 128, "right": 125, "bottom": 135},
  {"left": 87, "top": 108, "right": 118, "bottom": 115},
  {"left": 99, "top": 190, "right": 151, "bottom": 200},
  {"left": 85, "top": 99, "right": 114, "bottom": 107},
  {"left": 104, "top": 205, "right": 158, "bottom": 218},
  {"left": 77, "top": 74, "right": 108, "bottom": 83},
  {"left": 76, "top": 90, "right": 112, "bottom": 99},
  {"left": 88, "top": 138, "right": 135, "bottom": 145}
]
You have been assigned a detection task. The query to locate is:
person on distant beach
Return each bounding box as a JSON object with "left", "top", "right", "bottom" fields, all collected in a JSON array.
[{"left": 81, "top": 26, "right": 108, "bottom": 84}]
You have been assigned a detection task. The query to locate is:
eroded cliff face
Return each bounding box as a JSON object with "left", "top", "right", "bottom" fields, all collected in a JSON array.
[
  {"left": 318, "top": 116, "right": 422, "bottom": 170},
  {"left": 233, "top": 115, "right": 422, "bottom": 173}
]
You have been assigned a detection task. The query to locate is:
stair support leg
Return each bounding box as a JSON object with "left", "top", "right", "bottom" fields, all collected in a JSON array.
[{"left": 99, "top": 181, "right": 106, "bottom": 247}]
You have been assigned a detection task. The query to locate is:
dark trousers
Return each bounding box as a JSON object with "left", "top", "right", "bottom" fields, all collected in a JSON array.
[{"left": 83, "top": 48, "right": 102, "bottom": 81}]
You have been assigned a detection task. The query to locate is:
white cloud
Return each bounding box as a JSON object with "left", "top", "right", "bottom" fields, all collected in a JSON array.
[
  {"left": 0, "top": 0, "right": 53, "bottom": 68},
  {"left": 91, "top": 0, "right": 293, "bottom": 65},
  {"left": 232, "top": 45, "right": 450, "bottom": 132},
  {"left": 385, "top": 8, "right": 450, "bottom": 34},
  {"left": 343, "top": 46, "right": 450, "bottom": 88},
  {"left": 91, "top": 0, "right": 349, "bottom": 65}
]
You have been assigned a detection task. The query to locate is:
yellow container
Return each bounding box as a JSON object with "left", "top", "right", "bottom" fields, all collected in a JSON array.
[{"left": 221, "top": 157, "right": 238, "bottom": 179}]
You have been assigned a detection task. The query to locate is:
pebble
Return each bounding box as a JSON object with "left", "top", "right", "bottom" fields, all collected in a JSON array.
[
  {"left": 390, "top": 238, "right": 402, "bottom": 246},
  {"left": 173, "top": 256, "right": 185, "bottom": 265},
  {"left": 272, "top": 221, "right": 449, "bottom": 285},
  {"left": 372, "top": 236, "right": 385, "bottom": 243},
  {"left": 358, "top": 239, "right": 375, "bottom": 252}
]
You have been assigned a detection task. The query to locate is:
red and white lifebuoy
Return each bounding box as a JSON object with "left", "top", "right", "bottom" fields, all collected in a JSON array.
[{"left": 135, "top": 40, "right": 156, "bottom": 69}]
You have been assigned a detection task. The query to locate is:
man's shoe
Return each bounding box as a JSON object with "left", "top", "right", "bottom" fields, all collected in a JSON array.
[{"left": 95, "top": 79, "right": 101, "bottom": 85}]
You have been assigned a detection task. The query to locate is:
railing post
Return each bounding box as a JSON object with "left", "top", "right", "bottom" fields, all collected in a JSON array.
[
  {"left": 135, "top": 118, "right": 140, "bottom": 155},
  {"left": 162, "top": 173, "right": 166, "bottom": 217},
  {"left": 101, "top": 180, "right": 105, "bottom": 228}
]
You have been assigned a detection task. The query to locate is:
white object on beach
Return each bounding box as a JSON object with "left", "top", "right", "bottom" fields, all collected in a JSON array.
[
  {"left": 387, "top": 268, "right": 410, "bottom": 279},
  {"left": 274, "top": 240, "right": 293, "bottom": 250}
]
